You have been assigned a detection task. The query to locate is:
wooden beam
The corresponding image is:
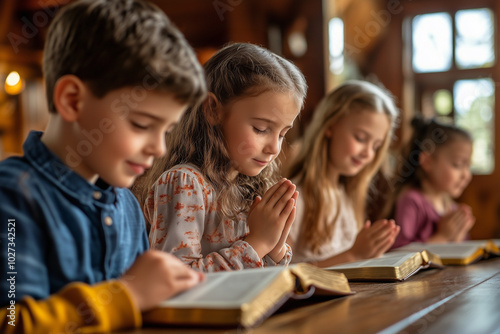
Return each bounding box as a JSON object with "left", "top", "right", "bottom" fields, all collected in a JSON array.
[
  {"left": 0, "top": 44, "right": 43, "bottom": 67},
  {"left": 0, "top": 0, "right": 16, "bottom": 44},
  {"left": 16, "top": 0, "right": 72, "bottom": 11}
]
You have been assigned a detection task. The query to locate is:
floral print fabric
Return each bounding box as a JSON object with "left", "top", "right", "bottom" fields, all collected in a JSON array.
[{"left": 145, "top": 164, "right": 292, "bottom": 272}]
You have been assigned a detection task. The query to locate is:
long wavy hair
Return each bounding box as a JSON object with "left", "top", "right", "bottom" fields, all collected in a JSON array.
[
  {"left": 134, "top": 43, "right": 307, "bottom": 222},
  {"left": 287, "top": 80, "right": 398, "bottom": 253}
]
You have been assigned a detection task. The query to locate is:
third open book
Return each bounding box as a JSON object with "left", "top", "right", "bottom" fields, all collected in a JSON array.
[{"left": 397, "top": 240, "right": 500, "bottom": 265}]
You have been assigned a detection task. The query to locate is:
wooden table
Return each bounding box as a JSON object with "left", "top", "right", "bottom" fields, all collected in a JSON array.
[{"left": 118, "top": 257, "right": 500, "bottom": 334}]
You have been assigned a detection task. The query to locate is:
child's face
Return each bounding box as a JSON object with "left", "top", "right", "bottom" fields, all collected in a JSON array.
[
  {"left": 326, "top": 108, "right": 389, "bottom": 177},
  {"left": 221, "top": 91, "right": 299, "bottom": 177},
  {"left": 422, "top": 139, "right": 473, "bottom": 198},
  {"left": 74, "top": 86, "right": 187, "bottom": 188}
]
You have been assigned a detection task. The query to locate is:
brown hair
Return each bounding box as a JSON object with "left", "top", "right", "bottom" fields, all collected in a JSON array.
[
  {"left": 287, "top": 80, "right": 399, "bottom": 253},
  {"left": 135, "top": 43, "right": 307, "bottom": 222},
  {"left": 381, "top": 116, "right": 472, "bottom": 218},
  {"left": 43, "top": 0, "right": 206, "bottom": 113}
]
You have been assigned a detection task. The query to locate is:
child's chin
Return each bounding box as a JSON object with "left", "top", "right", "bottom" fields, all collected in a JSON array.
[
  {"left": 242, "top": 171, "right": 262, "bottom": 177},
  {"left": 238, "top": 166, "right": 266, "bottom": 177},
  {"left": 121, "top": 179, "right": 137, "bottom": 188},
  {"left": 103, "top": 176, "right": 135, "bottom": 188},
  {"left": 342, "top": 169, "right": 360, "bottom": 177}
]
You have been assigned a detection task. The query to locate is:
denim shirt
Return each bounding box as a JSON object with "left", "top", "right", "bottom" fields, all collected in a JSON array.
[{"left": 0, "top": 131, "right": 148, "bottom": 305}]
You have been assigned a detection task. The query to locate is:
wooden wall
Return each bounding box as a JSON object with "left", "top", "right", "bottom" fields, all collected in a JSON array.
[
  {"left": 363, "top": 0, "right": 500, "bottom": 238},
  {"left": 1, "top": 0, "right": 498, "bottom": 238},
  {"left": 0, "top": 0, "right": 326, "bottom": 157}
]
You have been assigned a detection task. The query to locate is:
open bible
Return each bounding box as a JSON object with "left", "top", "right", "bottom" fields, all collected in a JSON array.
[
  {"left": 397, "top": 240, "right": 500, "bottom": 265},
  {"left": 143, "top": 263, "right": 353, "bottom": 328},
  {"left": 326, "top": 250, "right": 443, "bottom": 281}
]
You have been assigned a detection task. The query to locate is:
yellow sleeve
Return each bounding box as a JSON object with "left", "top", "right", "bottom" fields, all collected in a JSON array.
[{"left": 0, "top": 280, "right": 141, "bottom": 334}]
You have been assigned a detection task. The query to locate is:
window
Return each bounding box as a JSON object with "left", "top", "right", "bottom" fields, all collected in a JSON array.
[
  {"left": 455, "top": 8, "right": 495, "bottom": 69},
  {"left": 407, "top": 7, "right": 495, "bottom": 174},
  {"left": 412, "top": 13, "right": 452, "bottom": 73},
  {"left": 328, "top": 17, "right": 344, "bottom": 75}
]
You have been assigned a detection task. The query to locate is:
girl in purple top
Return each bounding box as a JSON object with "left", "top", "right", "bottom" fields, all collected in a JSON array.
[{"left": 389, "top": 117, "right": 475, "bottom": 248}]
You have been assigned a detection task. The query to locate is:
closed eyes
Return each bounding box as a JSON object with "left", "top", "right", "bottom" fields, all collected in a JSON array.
[
  {"left": 253, "top": 126, "right": 267, "bottom": 134},
  {"left": 131, "top": 121, "right": 149, "bottom": 130}
]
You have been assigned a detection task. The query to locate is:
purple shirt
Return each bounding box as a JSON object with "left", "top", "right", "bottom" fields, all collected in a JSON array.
[{"left": 392, "top": 189, "right": 441, "bottom": 249}]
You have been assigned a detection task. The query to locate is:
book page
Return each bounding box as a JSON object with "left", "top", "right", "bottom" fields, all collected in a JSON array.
[
  {"left": 157, "top": 267, "right": 286, "bottom": 309},
  {"left": 326, "top": 252, "right": 418, "bottom": 269},
  {"left": 398, "top": 242, "right": 484, "bottom": 258},
  {"left": 290, "top": 263, "right": 352, "bottom": 295}
]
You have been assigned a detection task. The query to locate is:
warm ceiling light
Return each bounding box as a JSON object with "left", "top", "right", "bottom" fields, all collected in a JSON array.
[{"left": 5, "top": 71, "right": 24, "bottom": 95}]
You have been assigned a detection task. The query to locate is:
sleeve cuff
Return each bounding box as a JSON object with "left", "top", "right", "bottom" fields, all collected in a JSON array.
[
  {"left": 232, "top": 240, "right": 264, "bottom": 268},
  {"left": 263, "top": 243, "right": 293, "bottom": 267},
  {"left": 70, "top": 280, "right": 142, "bottom": 333},
  {"left": 95, "top": 280, "right": 142, "bottom": 331}
]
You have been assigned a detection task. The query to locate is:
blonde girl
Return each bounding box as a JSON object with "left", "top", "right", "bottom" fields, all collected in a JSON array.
[
  {"left": 286, "top": 80, "right": 400, "bottom": 267},
  {"left": 390, "top": 117, "right": 475, "bottom": 248},
  {"left": 135, "top": 43, "right": 307, "bottom": 272}
]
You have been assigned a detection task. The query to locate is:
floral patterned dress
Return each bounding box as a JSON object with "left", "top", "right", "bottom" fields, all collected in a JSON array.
[{"left": 145, "top": 164, "right": 292, "bottom": 272}]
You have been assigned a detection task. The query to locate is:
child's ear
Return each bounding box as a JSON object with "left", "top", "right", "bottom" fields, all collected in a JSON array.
[
  {"left": 419, "top": 151, "right": 432, "bottom": 172},
  {"left": 202, "top": 92, "right": 222, "bottom": 125},
  {"left": 53, "top": 75, "right": 85, "bottom": 122}
]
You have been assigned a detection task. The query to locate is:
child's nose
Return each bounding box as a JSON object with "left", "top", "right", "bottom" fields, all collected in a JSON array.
[
  {"left": 264, "top": 135, "right": 280, "bottom": 155},
  {"left": 360, "top": 144, "right": 371, "bottom": 158},
  {"left": 148, "top": 133, "right": 167, "bottom": 157},
  {"left": 154, "top": 141, "right": 167, "bottom": 157}
]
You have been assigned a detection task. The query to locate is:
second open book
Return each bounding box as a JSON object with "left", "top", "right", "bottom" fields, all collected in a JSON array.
[{"left": 327, "top": 250, "right": 444, "bottom": 282}]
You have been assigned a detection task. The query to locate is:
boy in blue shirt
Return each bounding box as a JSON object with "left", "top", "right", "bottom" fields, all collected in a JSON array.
[{"left": 0, "top": 0, "right": 206, "bottom": 333}]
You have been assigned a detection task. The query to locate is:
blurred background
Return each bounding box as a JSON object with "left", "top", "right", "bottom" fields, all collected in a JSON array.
[{"left": 0, "top": 0, "right": 498, "bottom": 238}]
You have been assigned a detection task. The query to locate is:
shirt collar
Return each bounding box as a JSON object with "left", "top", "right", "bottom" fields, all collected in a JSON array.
[{"left": 23, "top": 131, "right": 116, "bottom": 205}]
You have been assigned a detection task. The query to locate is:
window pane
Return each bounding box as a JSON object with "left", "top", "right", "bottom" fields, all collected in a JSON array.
[
  {"left": 434, "top": 89, "right": 453, "bottom": 116},
  {"left": 412, "top": 13, "right": 452, "bottom": 73},
  {"left": 456, "top": 8, "right": 495, "bottom": 69},
  {"left": 329, "top": 18, "right": 344, "bottom": 75},
  {"left": 454, "top": 79, "right": 495, "bottom": 174}
]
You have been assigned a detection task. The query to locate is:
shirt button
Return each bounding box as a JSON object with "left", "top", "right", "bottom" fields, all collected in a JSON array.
[
  {"left": 104, "top": 216, "right": 113, "bottom": 226},
  {"left": 93, "top": 191, "right": 102, "bottom": 200}
]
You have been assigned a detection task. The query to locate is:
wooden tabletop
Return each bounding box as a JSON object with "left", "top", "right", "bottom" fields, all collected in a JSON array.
[{"left": 117, "top": 257, "right": 500, "bottom": 334}]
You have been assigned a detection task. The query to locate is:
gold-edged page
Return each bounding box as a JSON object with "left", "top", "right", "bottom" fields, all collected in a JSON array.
[
  {"left": 491, "top": 239, "right": 500, "bottom": 249},
  {"left": 326, "top": 251, "right": 422, "bottom": 281},
  {"left": 420, "top": 250, "right": 444, "bottom": 267},
  {"left": 486, "top": 239, "right": 500, "bottom": 255},
  {"left": 242, "top": 269, "right": 296, "bottom": 327},
  {"left": 398, "top": 242, "right": 486, "bottom": 265},
  {"left": 289, "top": 263, "right": 352, "bottom": 295},
  {"left": 144, "top": 266, "right": 293, "bottom": 327}
]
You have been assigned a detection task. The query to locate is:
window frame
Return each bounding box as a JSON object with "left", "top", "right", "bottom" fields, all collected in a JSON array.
[{"left": 402, "top": 0, "right": 497, "bottom": 174}]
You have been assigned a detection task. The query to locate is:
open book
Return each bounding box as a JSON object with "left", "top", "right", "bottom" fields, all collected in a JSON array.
[
  {"left": 143, "top": 263, "right": 353, "bottom": 328},
  {"left": 326, "top": 250, "right": 443, "bottom": 281},
  {"left": 397, "top": 240, "right": 500, "bottom": 265}
]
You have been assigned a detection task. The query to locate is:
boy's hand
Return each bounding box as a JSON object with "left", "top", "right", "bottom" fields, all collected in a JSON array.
[
  {"left": 245, "top": 179, "right": 296, "bottom": 258},
  {"left": 349, "top": 219, "right": 400, "bottom": 260},
  {"left": 119, "top": 250, "right": 204, "bottom": 312}
]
